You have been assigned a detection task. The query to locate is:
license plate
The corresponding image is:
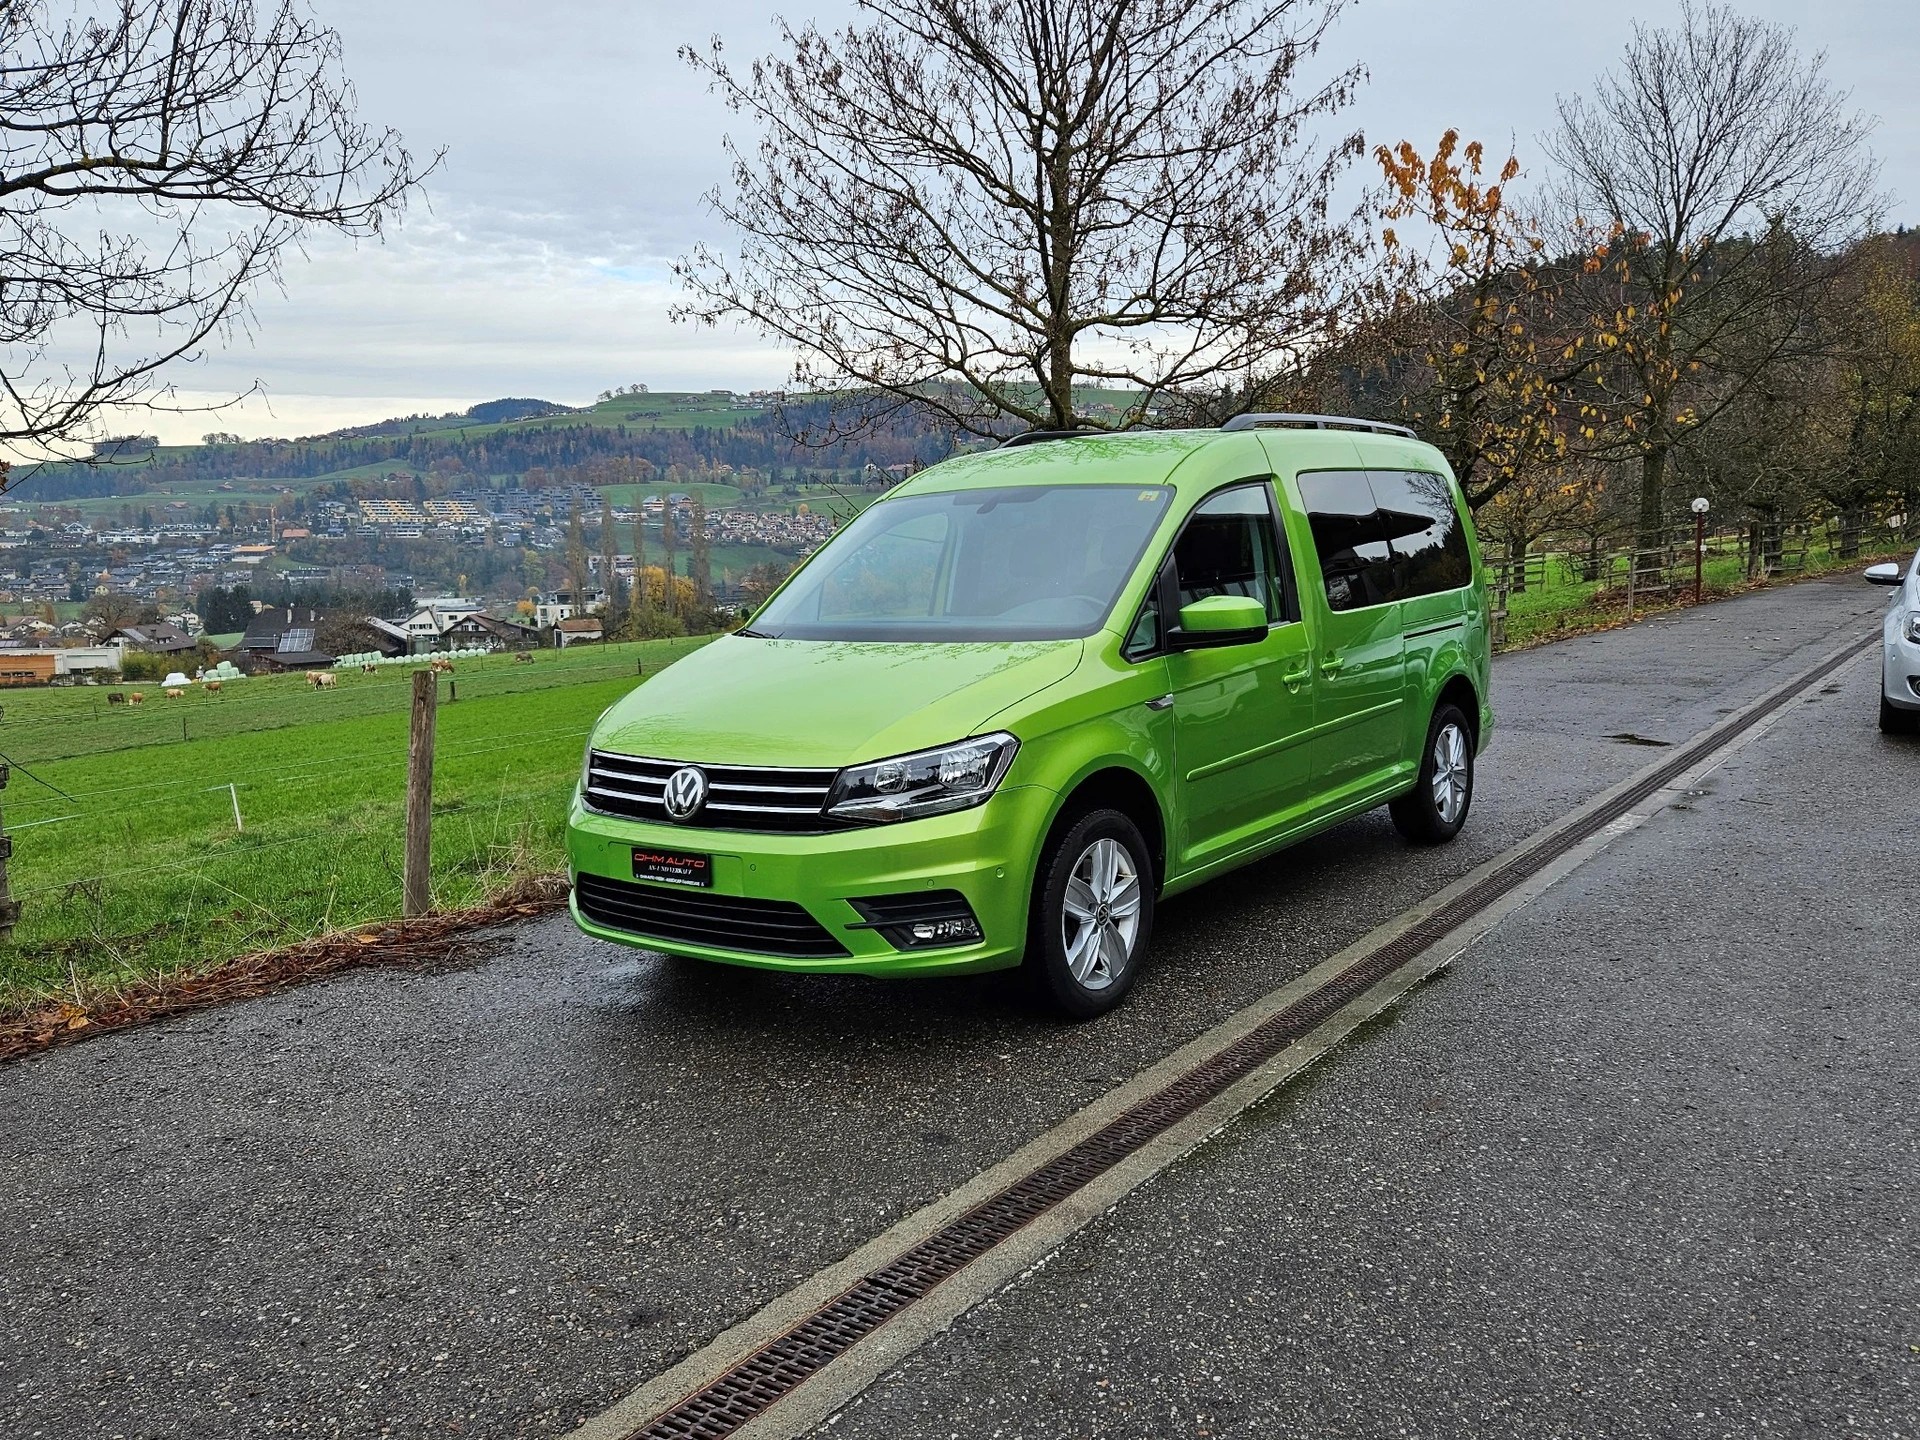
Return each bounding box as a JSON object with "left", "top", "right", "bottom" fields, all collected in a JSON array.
[{"left": 631, "top": 847, "right": 712, "bottom": 888}]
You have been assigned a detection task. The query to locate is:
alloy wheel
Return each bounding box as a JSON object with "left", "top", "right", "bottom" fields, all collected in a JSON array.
[
  {"left": 1060, "top": 836, "right": 1142, "bottom": 991},
  {"left": 1431, "top": 721, "right": 1470, "bottom": 825}
]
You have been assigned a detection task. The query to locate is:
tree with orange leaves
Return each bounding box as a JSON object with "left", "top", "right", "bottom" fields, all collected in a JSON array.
[{"left": 1368, "top": 131, "right": 1590, "bottom": 510}]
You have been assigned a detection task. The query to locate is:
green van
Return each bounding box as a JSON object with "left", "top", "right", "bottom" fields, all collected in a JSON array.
[{"left": 568, "top": 416, "right": 1493, "bottom": 1017}]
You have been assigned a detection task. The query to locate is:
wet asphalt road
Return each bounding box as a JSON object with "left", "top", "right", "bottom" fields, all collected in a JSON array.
[
  {"left": 819, "top": 644, "right": 1920, "bottom": 1440},
  {"left": 0, "top": 575, "right": 1897, "bottom": 1439}
]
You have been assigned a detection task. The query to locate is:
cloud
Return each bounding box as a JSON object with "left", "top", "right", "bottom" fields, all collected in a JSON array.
[{"left": 112, "top": 0, "right": 1918, "bottom": 443}]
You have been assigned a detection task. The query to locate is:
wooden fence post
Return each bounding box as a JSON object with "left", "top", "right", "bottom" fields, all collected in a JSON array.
[
  {"left": 0, "top": 760, "right": 16, "bottom": 940},
  {"left": 404, "top": 668, "right": 437, "bottom": 917}
]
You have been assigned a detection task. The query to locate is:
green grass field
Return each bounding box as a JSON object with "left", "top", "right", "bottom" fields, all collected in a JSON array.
[
  {"left": 0, "top": 636, "right": 714, "bottom": 1013},
  {"left": 1495, "top": 534, "right": 1898, "bottom": 646},
  {"left": 597, "top": 480, "right": 745, "bottom": 509}
]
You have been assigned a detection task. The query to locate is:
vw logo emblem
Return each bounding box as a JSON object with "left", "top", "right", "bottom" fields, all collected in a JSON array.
[{"left": 662, "top": 765, "right": 709, "bottom": 822}]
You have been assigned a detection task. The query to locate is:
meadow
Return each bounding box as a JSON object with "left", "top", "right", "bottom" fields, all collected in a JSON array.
[
  {"left": 1494, "top": 533, "right": 1900, "bottom": 646},
  {"left": 0, "top": 636, "right": 713, "bottom": 1013}
]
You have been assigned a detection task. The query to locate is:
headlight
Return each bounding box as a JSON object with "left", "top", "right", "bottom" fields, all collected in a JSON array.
[
  {"left": 826, "top": 733, "right": 1019, "bottom": 823},
  {"left": 1906, "top": 613, "right": 1920, "bottom": 644}
]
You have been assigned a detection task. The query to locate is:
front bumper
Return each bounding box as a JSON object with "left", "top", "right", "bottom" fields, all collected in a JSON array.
[
  {"left": 1885, "top": 618, "right": 1920, "bottom": 710},
  {"left": 565, "top": 785, "right": 1056, "bottom": 975}
]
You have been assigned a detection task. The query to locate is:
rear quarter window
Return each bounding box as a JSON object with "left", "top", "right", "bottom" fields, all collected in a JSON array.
[
  {"left": 1295, "top": 470, "right": 1395, "bottom": 611},
  {"left": 1370, "top": 469, "right": 1473, "bottom": 599}
]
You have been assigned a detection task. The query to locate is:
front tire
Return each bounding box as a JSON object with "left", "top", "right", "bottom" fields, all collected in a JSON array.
[
  {"left": 1027, "top": 809, "right": 1155, "bottom": 1020},
  {"left": 1881, "top": 686, "right": 1920, "bottom": 735},
  {"left": 1391, "top": 703, "right": 1475, "bottom": 845}
]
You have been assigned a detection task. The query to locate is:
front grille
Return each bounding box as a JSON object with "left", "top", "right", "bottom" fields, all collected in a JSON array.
[
  {"left": 574, "top": 872, "right": 848, "bottom": 958},
  {"left": 584, "top": 750, "right": 839, "bottom": 833}
]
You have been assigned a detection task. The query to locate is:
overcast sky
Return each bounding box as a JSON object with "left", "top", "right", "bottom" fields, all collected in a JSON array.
[{"left": 143, "top": 0, "right": 1919, "bottom": 442}]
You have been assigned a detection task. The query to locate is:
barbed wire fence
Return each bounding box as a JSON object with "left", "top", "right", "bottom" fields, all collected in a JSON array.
[{"left": 0, "top": 639, "right": 720, "bottom": 1007}]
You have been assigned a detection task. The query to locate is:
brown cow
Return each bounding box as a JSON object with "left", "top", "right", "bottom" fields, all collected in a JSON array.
[
  {"left": 515, "top": 651, "right": 535, "bottom": 665},
  {"left": 308, "top": 671, "right": 337, "bottom": 689},
  {"left": 204, "top": 680, "right": 222, "bottom": 695},
  {"left": 164, "top": 688, "right": 184, "bottom": 700},
  {"left": 128, "top": 692, "right": 144, "bottom": 706}
]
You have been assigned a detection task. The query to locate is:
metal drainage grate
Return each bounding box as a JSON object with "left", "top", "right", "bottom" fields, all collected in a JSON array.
[{"left": 626, "top": 641, "right": 1865, "bottom": 1440}]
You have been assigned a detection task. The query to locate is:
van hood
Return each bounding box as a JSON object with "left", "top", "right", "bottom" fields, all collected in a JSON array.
[{"left": 595, "top": 635, "right": 1085, "bottom": 769}]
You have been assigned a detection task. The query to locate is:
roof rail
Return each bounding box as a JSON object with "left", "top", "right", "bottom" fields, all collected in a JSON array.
[
  {"left": 1220, "top": 412, "right": 1417, "bottom": 440},
  {"left": 997, "top": 428, "right": 1107, "bottom": 449}
]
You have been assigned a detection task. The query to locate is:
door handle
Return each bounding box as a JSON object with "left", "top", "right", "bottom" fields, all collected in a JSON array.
[
  {"left": 1144, "top": 694, "right": 1174, "bottom": 711},
  {"left": 1280, "top": 664, "right": 1310, "bottom": 689},
  {"left": 1319, "top": 654, "right": 1345, "bottom": 675}
]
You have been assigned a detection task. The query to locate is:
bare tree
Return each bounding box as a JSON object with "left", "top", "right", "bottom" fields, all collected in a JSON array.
[
  {"left": 1821, "top": 234, "right": 1920, "bottom": 552},
  {"left": 0, "top": 1, "right": 434, "bottom": 469},
  {"left": 1545, "top": 2, "right": 1880, "bottom": 562},
  {"left": 676, "top": 0, "right": 1369, "bottom": 435}
]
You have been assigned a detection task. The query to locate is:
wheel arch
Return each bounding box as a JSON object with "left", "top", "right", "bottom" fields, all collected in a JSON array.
[
  {"left": 1434, "top": 671, "right": 1483, "bottom": 749},
  {"left": 1038, "top": 763, "right": 1169, "bottom": 892}
]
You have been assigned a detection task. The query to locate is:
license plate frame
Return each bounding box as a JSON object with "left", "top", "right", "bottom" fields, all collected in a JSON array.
[{"left": 630, "top": 846, "right": 713, "bottom": 889}]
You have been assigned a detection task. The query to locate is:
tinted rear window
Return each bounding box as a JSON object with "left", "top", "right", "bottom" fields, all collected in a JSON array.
[
  {"left": 1370, "top": 470, "right": 1473, "bottom": 599},
  {"left": 1295, "top": 471, "right": 1394, "bottom": 612}
]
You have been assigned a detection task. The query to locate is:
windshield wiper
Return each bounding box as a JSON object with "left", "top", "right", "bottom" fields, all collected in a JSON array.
[{"left": 735, "top": 627, "right": 771, "bottom": 638}]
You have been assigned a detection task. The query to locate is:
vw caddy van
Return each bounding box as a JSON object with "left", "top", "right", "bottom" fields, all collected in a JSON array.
[{"left": 569, "top": 415, "right": 1493, "bottom": 1017}]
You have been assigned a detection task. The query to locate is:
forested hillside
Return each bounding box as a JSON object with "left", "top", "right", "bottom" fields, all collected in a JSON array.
[{"left": 12, "top": 391, "right": 969, "bottom": 503}]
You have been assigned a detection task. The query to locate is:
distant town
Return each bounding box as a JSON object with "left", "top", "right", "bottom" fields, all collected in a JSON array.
[{"left": 0, "top": 385, "right": 968, "bottom": 682}]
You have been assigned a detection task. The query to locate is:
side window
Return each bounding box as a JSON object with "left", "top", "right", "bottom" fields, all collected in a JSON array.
[
  {"left": 1371, "top": 470, "right": 1472, "bottom": 599},
  {"left": 1123, "top": 587, "right": 1161, "bottom": 659},
  {"left": 1296, "top": 471, "right": 1395, "bottom": 612},
  {"left": 817, "top": 509, "right": 948, "bottom": 620},
  {"left": 1171, "top": 485, "right": 1291, "bottom": 624}
]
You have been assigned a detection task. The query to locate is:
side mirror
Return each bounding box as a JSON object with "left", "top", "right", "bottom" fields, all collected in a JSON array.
[
  {"left": 1171, "top": 594, "right": 1269, "bottom": 650},
  {"left": 1864, "top": 563, "right": 1903, "bottom": 586}
]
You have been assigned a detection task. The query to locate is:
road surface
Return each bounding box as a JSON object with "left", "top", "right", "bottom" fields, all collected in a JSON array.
[{"left": 0, "top": 574, "right": 1909, "bottom": 1439}]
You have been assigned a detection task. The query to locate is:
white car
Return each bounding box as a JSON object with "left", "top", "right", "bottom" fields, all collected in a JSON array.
[{"left": 1866, "top": 550, "right": 1920, "bottom": 734}]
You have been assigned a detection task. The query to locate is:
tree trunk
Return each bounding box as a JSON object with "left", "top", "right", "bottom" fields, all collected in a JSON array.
[
  {"left": 1756, "top": 515, "right": 1783, "bottom": 576},
  {"left": 1509, "top": 532, "right": 1530, "bottom": 594},
  {"left": 1636, "top": 443, "right": 1667, "bottom": 581},
  {"left": 1837, "top": 505, "right": 1864, "bottom": 560}
]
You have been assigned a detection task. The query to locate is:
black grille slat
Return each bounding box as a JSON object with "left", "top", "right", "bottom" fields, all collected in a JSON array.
[
  {"left": 585, "top": 750, "right": 839, "bottom": 833},
  {"left": 575, "top": 874, "right": 847, "bottom": 958}
]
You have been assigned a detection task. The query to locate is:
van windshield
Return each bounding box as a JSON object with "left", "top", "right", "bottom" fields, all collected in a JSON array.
[{"left": 747, "top": 484, "right": 1172, "bottom": 641}]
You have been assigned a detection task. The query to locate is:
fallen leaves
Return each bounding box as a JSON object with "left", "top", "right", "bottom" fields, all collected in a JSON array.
[{"left": 0, "top": 874, "right": 571, "bottom": 1064}]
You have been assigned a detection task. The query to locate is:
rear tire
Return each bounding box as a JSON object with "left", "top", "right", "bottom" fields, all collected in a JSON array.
[
  {"left": 1026, "top": 808, "right": 1155, "bottom": 1020},
  {"left": 1390, "top": 703, "right": 1475, "bottom": 845}
]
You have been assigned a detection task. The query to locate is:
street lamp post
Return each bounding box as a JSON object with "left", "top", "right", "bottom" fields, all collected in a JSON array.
[{"left": 1691, "top": 497, "right": 1710, "bottom": 603}]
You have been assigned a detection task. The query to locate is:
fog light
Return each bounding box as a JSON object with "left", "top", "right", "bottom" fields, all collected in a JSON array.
[
  {"left": 849, "top": 891, "right": 984, "bottom": 950},
  {"left": 909, "top": 917, "right": 982, "bottom": 946}
]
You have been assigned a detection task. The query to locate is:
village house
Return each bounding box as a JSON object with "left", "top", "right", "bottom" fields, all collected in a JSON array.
[
  {"left": 550, "top": 615, "right": 604, "bottom": 648},
  {"left": 236, "top": 605, "right": 335, "bottom": 673},
  {"left": 530, "top": 589, "right": 607, "bottom": 628},
  {"left": 108, "top": 621, "right": 199, "bottom": 656},
  {"left": 442, "top": 612, "right": 540, "bottom": 651}
]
